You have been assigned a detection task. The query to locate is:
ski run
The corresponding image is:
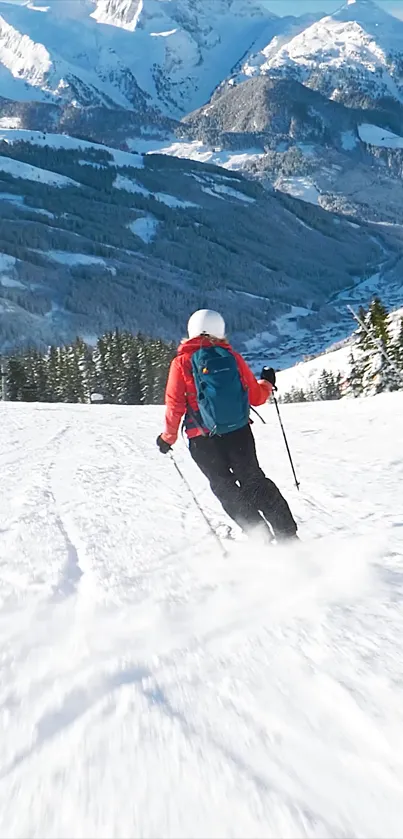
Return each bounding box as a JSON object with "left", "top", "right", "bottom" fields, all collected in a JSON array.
[{"left": 0, "top": 393, "right": 403, "bottom": 838}]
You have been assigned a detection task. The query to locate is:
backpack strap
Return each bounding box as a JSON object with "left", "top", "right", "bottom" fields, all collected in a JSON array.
[{"left": 185, "top": 404, "right": 208, "bottom": 437}]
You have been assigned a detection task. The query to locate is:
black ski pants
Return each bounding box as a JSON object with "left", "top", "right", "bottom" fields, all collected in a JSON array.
[{"left": 189, "top": 425, "right": 297, "bottom": 539}]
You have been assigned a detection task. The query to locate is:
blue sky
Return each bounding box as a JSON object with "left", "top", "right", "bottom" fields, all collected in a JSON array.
[{"left": 262, "top": 0, "right": 403, "bottom": 19}]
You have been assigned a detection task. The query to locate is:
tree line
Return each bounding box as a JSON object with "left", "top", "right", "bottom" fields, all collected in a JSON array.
[
  {"left": 281, "top": 297, "right": 403, "bottom": 403},
  {"left": 2, "top": 297, "right": 401, "bottom": 407},
  {"left": 1, "top": 331, "right": 176, "bottom": 405}
]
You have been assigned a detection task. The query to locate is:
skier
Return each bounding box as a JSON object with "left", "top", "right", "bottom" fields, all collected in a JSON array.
[{"left": 156, "top": 310, "right": 297, "bottom": 543}]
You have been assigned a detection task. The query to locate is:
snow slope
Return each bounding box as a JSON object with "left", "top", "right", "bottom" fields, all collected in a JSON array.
[
  {"left": 1, "top": 396, "right": 403, "bottom": 838},
  {"left": 358, "top": 123, "right": 403, "bottom": 149},
  {"left": 0, "top": 128, "right": 144, "bottom": 168},
  {"left": 277, "top": 342, "right": 352, "bottom": 393},
  {"left": 0, "top": 154, "right": 78, "bottom": 186},
  {"left": 0, "top": 0, "right": 279, "bottom": 117},
  {"left": 234, "top": 0, "right": 403, "bottom": 109},
  {"left": 274, "top": 176, "right": 321, "bottom": 205},
  {"left": 276, "top": 306, "right": 403, "bottom": 393},
  {"left": 130, "top": 138, "right": 266, "bottom": 171},
  {"left": 128, "top": 214, "right": 159, "bottom": 242}
]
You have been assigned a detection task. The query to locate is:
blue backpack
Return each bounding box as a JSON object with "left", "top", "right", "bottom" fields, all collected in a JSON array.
[{"left": 190, "top": 346, "right": 250, "bottom": 436}]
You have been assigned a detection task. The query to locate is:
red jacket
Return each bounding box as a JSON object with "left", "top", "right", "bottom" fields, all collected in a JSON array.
[{"left": 162, "top": 337, "right": 272, "bottom": 445}]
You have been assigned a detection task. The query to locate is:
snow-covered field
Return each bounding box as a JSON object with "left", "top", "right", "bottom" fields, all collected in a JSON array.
[
  {"left": 277, "top": 343, "right": 351, "bottom": 393},
  {"left": 128, "top": 215, "right": 159, "bottom": 243},
  {"left": 358, "top": 124, "right": 403, "bottom": 149},
  {"left": 0, "top": 129, "right": 144, "bottom": 170},
  {"left": 1, "top": 396, "right": 403, "bottom": 838},
  {"left": 47, "top": 252, "right": 113, "bottom": 269},
  {"left": 274, "top": 176, "right": 321, "bottom": 205},
  {"left": 0, "top": 155, "right": 78, "bottom": 187},
  {"left": 134, "top": 139, "right": 266, "bottom": 171}
]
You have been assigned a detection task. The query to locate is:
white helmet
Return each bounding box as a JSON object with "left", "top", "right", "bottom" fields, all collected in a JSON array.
[{"left": 187, "top": 309, "right": 226, "bottom": 340}]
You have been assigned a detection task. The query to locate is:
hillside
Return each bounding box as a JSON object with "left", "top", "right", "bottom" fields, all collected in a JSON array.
[
  {"left": 1, "top": 395, "right": 403, "bottom": 838},
  {"left": 235, "top": 0, "right": 403, "bottom": 121},
  {"left": 179, "top": 74, "right": 403, "bottom": 225},
  {"left": 274, "top": 304, "right": 403, "bottom": 393},
  {"left": 0, "top": 128, "right": 390, "bottom": 356},
  {"left": 165, "top": 0, "right": 403, "bottom": 226}
]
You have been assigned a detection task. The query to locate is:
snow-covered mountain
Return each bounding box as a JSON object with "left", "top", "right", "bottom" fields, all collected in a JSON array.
[
  {"left": 172, "top": 0, "right": 403, "bottom": 226},
  {"left": 237, "top": 0, "right": 403, "bottom": 118},
  {"left": 0, "top": 1, "right": 151, "bottom": 110},
  {"left": 1, "top": 394, "right": 403, "bottom": 838},
  {"left": 0, "top": 0, "right": 282, "bottom": 118},
  {"left": 1, "top": 127, "right": 397, "bottom": 357},
  {"left": 1, "top": 0, "right": 402, "bottom": 133}
]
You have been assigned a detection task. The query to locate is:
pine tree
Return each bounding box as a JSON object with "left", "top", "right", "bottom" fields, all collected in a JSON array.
[
  {"left": 391, "top": 318, "right": 403, "bottom": 384},
  {"left": 6, "top": 357, "right": 27, "bottom": 401},
  {"left": 369, "top": 297, "right": 390, "bottom": 344},
  {"left": 72, "top": 338, "right": 94, "bottom": 403},
  {"left": 345, "top": 352, "right": 364, "bottom": 398},
  {"left": 354, "top": 304, "right": 373, "bottom": 388},
  {"left": 32, "top": 351, "right": 48, "bottom": 401},
  {"left": 282, "top": 387, "right": 308, "bottom": 404},
  {"left": 137, "top": 334, "right": 153, "bottom": 405},
  {"left": 121, "top": 333, "right": 142, "bottom": 405},
  {"left": 101, "top": 330, "right": 126, "bottom": 403},
  {"left": 316, "top": 370, "right": 342, "bottom": 401},
  {"left": 46, "top": 346, "right": 62, "bottom": 402},
  {"left": 22, "top": 350, "right": 48, "bottom": 401},
  {"left": 3, "top": 331, "right": 175, "bottom": 405},
  {"left": 364, "top": 298, "right": 399, "bottom": 394}
]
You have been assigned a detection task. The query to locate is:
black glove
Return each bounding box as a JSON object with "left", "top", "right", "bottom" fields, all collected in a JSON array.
[
  {"left": 156, "top": 434, "right": 172, "bottom": 454},
  {"left": 261, "top": 367, "right": 276, "bottom": 387}
]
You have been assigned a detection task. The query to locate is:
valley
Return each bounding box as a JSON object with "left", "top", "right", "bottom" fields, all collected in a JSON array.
[{"left": 0, "top": 0, "right": 402, "bottom": 366}]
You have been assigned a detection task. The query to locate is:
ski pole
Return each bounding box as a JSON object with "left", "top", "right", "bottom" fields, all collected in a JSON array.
[
  {"left": 272, "top": 392, "right": 300, "bottom": 491},
  {"left": 169, "top": 452, "right": 228, "bottom": 558}
]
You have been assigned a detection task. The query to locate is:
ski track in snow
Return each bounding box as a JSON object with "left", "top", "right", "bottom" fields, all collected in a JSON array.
[{"left": 0, "top": 397, "right": 403, "bottom": 838}]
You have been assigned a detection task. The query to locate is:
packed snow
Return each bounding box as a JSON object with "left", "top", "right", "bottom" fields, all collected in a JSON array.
[
  {"left": 0, "top": 155, "right": 78, "bottom": 186},
  {"left": 358, "top": 123, "right": 403, "bottom": 149},
  {"left": 129, "top": 215, "right": 159, "bottom": 243},
  {"left": 0, "top": 396, "right": 403, "bottom": 838}
]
